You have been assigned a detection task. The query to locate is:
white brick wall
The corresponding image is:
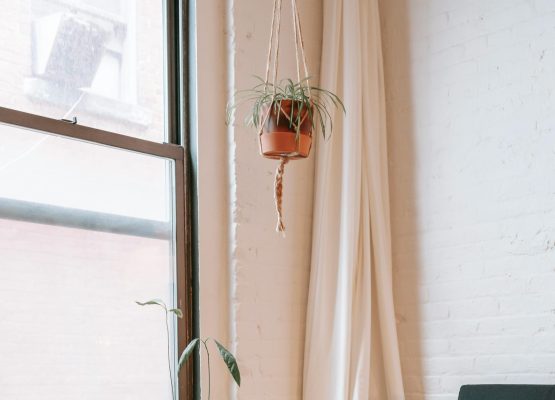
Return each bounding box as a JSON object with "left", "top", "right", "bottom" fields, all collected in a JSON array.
[
  {"left": 380, "top": 0, "right": 555, "bottom": 399},
  {"left": 223, "top": 1, "right": 322, "bottom": 400},
  {"left": 196, "top": 0, "right": 322, "bottom": 396}
]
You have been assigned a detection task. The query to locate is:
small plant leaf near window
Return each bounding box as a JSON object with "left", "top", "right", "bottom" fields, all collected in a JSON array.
[
  {"left": 226, "top": 0, "right": 345, "bottom": 235},
  {"left": 214, "top": 339, "right": 241, "bottom": 386},
  {"left": 136, "top": 299, "right": 240, "bottom": 400},
  {"left": 178, "top": 337, "right": 199, "bottom": 370}
]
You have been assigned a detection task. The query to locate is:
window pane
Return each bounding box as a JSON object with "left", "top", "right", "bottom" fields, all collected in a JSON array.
[
  {"left": 0, "top": 1, "right": 166, "bottom": 142},
  {"left": 0, "top": 123, "right": 177, "bottom": 399}
]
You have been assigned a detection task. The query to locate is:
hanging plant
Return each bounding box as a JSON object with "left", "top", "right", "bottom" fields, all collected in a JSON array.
[
  {"left": 227, "top": 77, "right": 344, "bottom": 159},
  {"left": 227, "top": 0, "right": 345, "bottom": 234}
]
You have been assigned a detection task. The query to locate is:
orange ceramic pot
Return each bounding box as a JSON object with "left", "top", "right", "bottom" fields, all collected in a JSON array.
[{"left": 259, "top": 100, "right": 313, "bottom": 159}]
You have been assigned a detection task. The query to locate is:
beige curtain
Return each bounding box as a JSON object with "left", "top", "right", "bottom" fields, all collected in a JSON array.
[{"left": 302, "top": 0, "right": 405, "bottom": 399}]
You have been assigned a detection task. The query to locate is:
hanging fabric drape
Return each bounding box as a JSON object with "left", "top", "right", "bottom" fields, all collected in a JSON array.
[
  {"left": 302, "top": 0, "right": 405, "bottom": 399},
  {"left": 260, "top": 0, "right": 312, "bottom": 234}
]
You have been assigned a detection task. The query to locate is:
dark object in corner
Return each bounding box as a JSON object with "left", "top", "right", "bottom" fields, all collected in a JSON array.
[{"left": 459, "top": 385, "right": 555, "bottom": 400}]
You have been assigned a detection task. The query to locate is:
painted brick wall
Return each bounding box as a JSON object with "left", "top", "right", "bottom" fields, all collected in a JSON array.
[
  {"left": 223, "top": 1, "right": 322, "bottom": 400},
  {"left": 193, "top": 0, "right": 322, "bottom": 398},
  {"left": 380, "top": 0, "right": 555, "bottom": 399}
]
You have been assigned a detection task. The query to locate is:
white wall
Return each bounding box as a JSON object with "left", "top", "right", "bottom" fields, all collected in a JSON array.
[
  {"left": 380, "top": 0, "right": 555, "bottom": 399},
  {"left": 193, "top": 1, "right": 322, "bottom": 400},
  {"left": 228, "top": 1, "right": 322, "bottom": 400}
]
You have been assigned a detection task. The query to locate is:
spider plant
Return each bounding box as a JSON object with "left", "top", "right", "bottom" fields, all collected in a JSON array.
[
  {"left": 226, "top": 76, "right": 345, "bottom": 139},
  {"left": 136, "top": 299, "right": 240, "bottom": 400}
]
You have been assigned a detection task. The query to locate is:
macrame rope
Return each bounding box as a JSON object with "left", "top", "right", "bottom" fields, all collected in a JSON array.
[
  {"left": 292, "top": 0, "right": 311, "bottom": 97},
  {"left": 272, "top": 0, "right": 283, "bottom": 92},
  {"left": 261, "top": 0, "right": 280, "bottom": 140},
  {"left": 291, "top": 0, "right": 301, "bottom": 84},
  {"left": 262, "top": 0, "right": 311, "bottom": 234},
  {"left": 264, "top": 0, "right": 279, "bottom": 85},
  {"left": 264, "top": 0, "right": 310, "bottom": 93},
  {"left": 274, "top": 157, "right": 289, "bottom": 233}
]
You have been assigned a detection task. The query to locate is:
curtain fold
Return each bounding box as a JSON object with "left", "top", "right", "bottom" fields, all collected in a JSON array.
[{"left": 302, "top": 0, "right": 405, "bottom": 399}]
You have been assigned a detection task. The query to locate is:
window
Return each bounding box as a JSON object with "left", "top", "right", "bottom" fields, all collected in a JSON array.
[
  {"left": 1, "top": 0, "right": 166, "bottom": 141},
  {"left": 0, "top": 1, "right": 192, "bottom": 400}
]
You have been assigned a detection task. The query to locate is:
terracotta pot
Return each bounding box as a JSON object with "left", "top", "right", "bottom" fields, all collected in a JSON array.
[{"left": 259, "top": 100, "right": 313, "bottom": 159}]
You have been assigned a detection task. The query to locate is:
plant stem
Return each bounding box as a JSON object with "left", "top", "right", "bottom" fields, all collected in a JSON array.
[
  {"left": 165, "top": 310, "right": 175, "bottom": 400},
  {"left": 202, "top": 339, "right": 211, "bottom": 400}
]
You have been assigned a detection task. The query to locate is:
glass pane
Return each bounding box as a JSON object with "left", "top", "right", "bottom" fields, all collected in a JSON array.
[
  {"left": 0, "top": 1, "right": 166, "bottom": 142},
  {"left": 0, "top": 123, "right": 177, "bottom": 399}
]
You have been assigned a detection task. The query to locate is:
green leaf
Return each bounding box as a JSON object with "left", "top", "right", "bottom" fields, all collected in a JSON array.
[
  {"left": 168, "top": 308, "right": 183, "bottom": 318},
  {"left": 178, "top": 338, "right": 199, "bottom": 373},
  {"left": 135, "top": 299, "right": 167, "bottom": 309},
  {"left": 226, "top": 76, "right": 344, "bottom": 140},
  {"left": 214, "top": 340, "right": 241, "bottom": 386}
]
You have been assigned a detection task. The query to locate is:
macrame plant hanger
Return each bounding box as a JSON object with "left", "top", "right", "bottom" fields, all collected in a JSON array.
[{"left": 260, "top": 0, "right": 311, "bottom": 234}]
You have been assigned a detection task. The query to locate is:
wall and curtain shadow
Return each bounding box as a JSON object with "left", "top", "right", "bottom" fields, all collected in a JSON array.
[{"left": 379, "top": 0, "right": 424, "bottom": 399}]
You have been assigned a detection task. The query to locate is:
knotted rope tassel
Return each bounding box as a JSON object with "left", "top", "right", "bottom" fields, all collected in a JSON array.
[{"left": 274, "top": 157, "right": 289, "bottom": 234}]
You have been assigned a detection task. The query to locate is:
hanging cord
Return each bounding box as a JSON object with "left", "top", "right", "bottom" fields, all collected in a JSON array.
[
  {"left": 259, "top": 0, "right": 282, "bottom": 136},
  {"left": 291, "top": 0, "right": 301, "bottom": 84},
  {"left": 262, "top": 0, "right": 311, "bottom": 234},
  {"left": 264, "top": 0, "right": 283, "bottom": 91},
  {"left": 264, "top": 0, "right": 279, "bottom": 85},
  {"left": 261, "top": 0, "right": 310, "bottom": 134},
  {"left": 265, "top": 0, "right": 309, "bottom": 88},
  {"left": 272, "top": 0, "right": 283, "bottom": 92},
  {"left": 292, "top": 0, "right": 311, "bottom": 97},
  {"left": 274, "top": 157, "right": 289, "bottom": 234}
]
